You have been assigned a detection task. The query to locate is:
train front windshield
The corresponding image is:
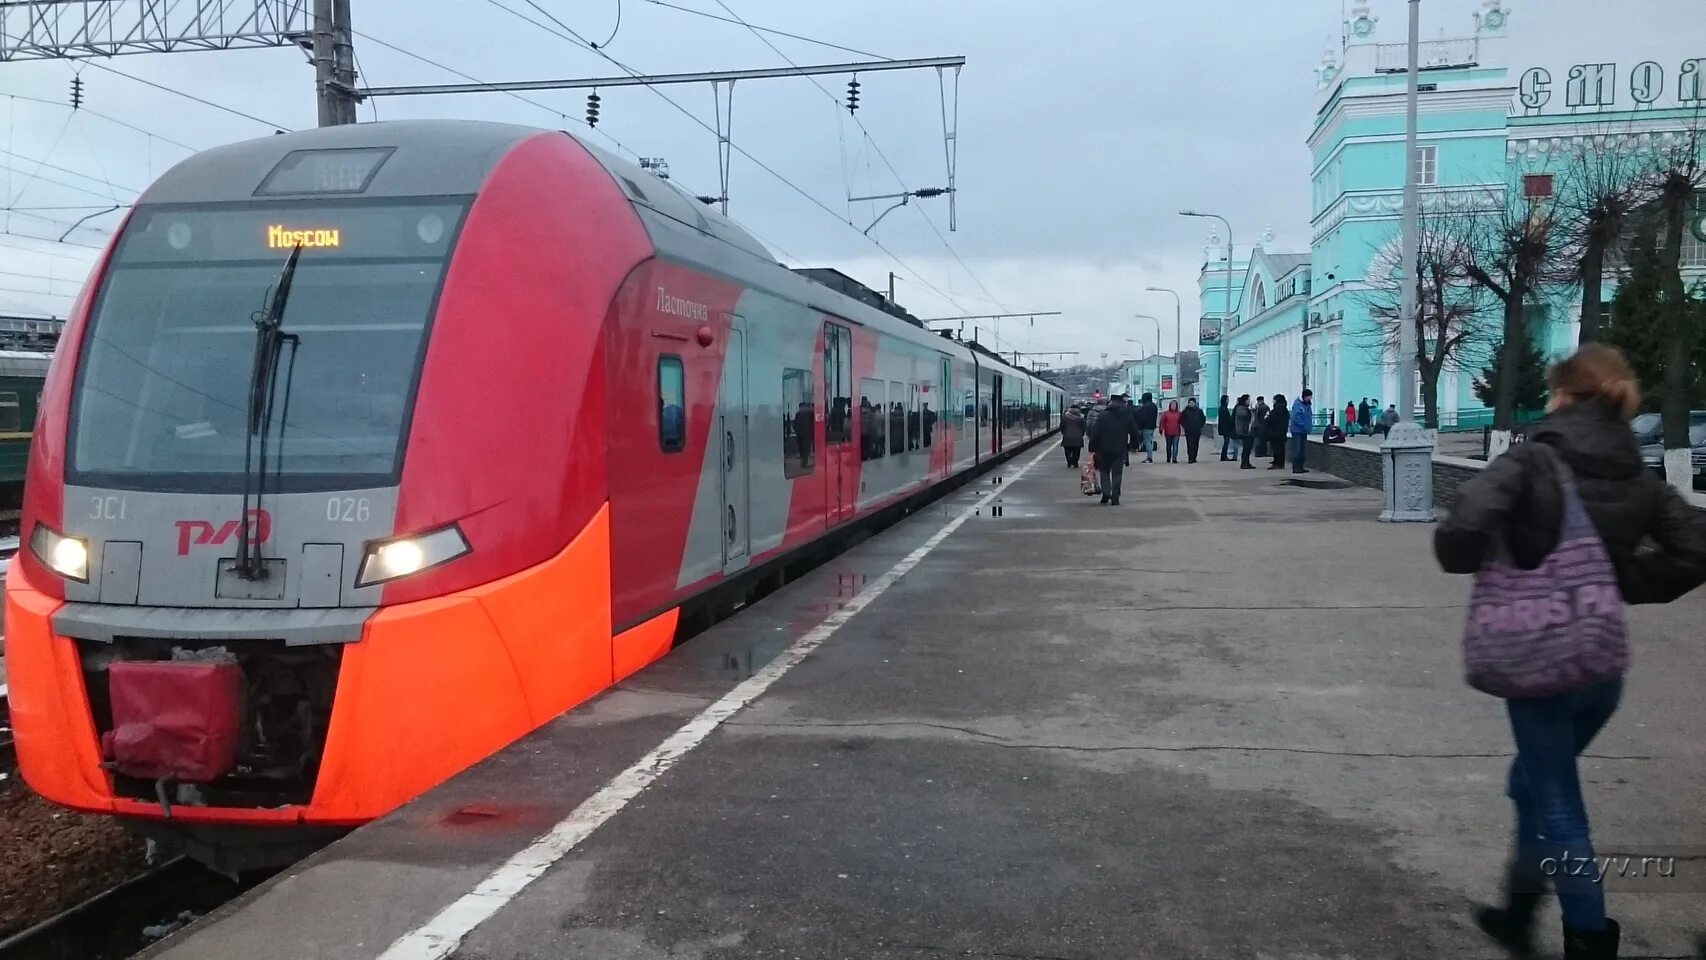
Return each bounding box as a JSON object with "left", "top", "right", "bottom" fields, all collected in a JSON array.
[{"left": 69, "top": 199, "right": 468, "bottom": 492}]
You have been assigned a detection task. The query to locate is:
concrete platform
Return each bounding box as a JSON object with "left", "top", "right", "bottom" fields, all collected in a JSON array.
[{"left": 142, "top": 446, "right": 1706, "bottom": 960}]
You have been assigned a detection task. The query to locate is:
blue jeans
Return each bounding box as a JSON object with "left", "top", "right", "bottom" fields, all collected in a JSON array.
[
  {"left": 1289, "top": 434, "right": 1308, "bottom": 472},
  {"left": 1505, "top": 677, "right": 1623, "bottom": 931},
  {"left": 1165, "top": 435, "right": 1180, "bottom": 462},
  {"left": 1138, "top": 429, "right": 1155, "bottom": 460}
]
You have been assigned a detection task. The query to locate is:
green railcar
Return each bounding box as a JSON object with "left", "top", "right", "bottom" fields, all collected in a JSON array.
[{"left": 0, "top": 350, "right": 52, "bottom": 508}]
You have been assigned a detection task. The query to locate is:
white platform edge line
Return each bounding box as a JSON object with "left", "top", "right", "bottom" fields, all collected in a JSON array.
[{"left": 376, "top": 443, "right": 1056, "bottom": 960}]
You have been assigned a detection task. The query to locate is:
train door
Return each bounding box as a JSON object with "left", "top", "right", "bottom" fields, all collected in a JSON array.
[
  {"left": 991, "top": 374, "right": 1004, "bottom": 454},
  {"left": 720, "top": 324, "right": 750, "bottom": 571},
  {"left": 823, "top": 321, "right": 854, "bottom": 526}
]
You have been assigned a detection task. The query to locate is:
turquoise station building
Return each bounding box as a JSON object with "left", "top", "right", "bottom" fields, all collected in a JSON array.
[{"left": 1198, "top": 0, "right": 1706, "bottom": 424}]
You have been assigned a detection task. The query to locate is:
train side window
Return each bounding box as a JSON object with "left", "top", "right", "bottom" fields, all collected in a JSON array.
[
  {"left": 658, "top": 356, "right": 686, "bottom": 453},
  {"left": 907, "top": 384, "right": 921, "bottom": 451},
  {"left": 959, "top": 389, "right": 972, "bottom": 439},
  {"left": 888, "top": 380, "right": 906, "bottom": 456},
  {"left": 783, "top": 368, "right": 815, "bottom": 479},
  {"left": 0, "top": 392, "right": 19, "bottom": 432},
  {"left": 824, "top": 323, "right": 852, "bottom": 444},
  {"left": 859, "top": 377, "right": 885, "bottom": 462}
]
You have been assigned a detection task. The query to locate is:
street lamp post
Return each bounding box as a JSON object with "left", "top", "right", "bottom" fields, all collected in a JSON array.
[
  {"left": 1133, "top": 314, "right": 1162, "bottom": 397},
  {"left": 1145, "top": 285, "right": 1183, "bottom": 398},
  {"left": 1179, "top": 211, "right": 1235, "bottom": 404}
]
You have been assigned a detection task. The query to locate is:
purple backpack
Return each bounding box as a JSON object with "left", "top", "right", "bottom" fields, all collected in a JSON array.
[{"left": 1461, "top": 447, "right": 1629, "bottom": 698}]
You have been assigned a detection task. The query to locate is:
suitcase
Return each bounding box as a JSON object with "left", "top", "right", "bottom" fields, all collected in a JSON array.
[{"left": 1080, "top": 459, "right": 1100, "bottom": 495}]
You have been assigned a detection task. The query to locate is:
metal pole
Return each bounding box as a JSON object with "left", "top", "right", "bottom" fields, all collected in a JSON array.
[
  {"left": 1397, "top": 0, "right": 1421, "bottom": 422},
  {"left": 333, "top": 0, "right": 358, "bottom": 124},
  {"left": 312, "top": 0, "right": 337, "bottom": 127},
  {"left": 1146, "top": 286, "right": 1183, "bottom": 395}
]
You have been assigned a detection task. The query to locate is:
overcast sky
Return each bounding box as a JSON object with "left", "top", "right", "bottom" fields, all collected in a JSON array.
[{"left": 0, "top": 0, "right": 1489, "bottom": 367}]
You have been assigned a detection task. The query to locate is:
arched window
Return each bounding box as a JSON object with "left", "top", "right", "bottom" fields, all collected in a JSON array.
[{"left": 1252, "top": 278, "right": 1267, "bottom": 312}]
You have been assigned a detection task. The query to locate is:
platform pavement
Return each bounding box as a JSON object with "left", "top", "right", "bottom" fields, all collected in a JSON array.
[{"left": 142, "top": 444, "right": 1706, "bottom": 960}]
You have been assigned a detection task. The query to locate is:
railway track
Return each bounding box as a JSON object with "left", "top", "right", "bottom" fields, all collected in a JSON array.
[
  {"left": 0, "top": 857, "right": 261, "bottom": 960},
  {"left": 1, "top": 690, "right": 13, "bottom": 779}
]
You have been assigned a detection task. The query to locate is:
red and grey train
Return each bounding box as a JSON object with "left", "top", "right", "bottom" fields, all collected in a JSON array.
[{"left": 5, "top": 119, "right": 1060, "bottom": 863}]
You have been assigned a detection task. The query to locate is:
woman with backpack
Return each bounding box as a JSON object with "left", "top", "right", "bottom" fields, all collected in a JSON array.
[{"left": 1434, "top": 345, "right": 1706, "bottom": 960}]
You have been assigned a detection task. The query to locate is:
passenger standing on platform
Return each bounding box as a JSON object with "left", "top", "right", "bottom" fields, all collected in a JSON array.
[
  {"left": 1358, "top": 397, "right": 1372, "bottom": 434},
  {"left": 1289, "top": 388, "right": 1314, "bottom": 474},
  {"left": 1182, "top": 398, "right": 1207, "bottom": 464},
  {"left": 1234, "top": 395, "right": 1255, "bottom": 469},
  {"left": 1265, "top": 394, "right": 1290, "bottom": 470},
  {"left": 1159, "top": 400, "right": 1183, "bottom": 464},
  {"left": 1217, "top": 395, "right": 1236, "bottom": 461},
  {"left": 1379, "top": 403, "right": 1400, "bottom": 437},
  {"left": 1088, "top": 394, "right": 1138, "bottom": 505},
  {"left": 1433, "top": 344, "right": 1706, "bottom": 960},
  {"left": 1251, "top": 396, "right": 1270, "bottom": 460},
  {"left": 1133, "top": 392, "right": 1159, "bottom": 464},
  {"left": 1345, "top": 400, "right": 1358, "bottom": 433},
  {"left": 1060, "top": 404, "right": 1087, "bottom": 468}
]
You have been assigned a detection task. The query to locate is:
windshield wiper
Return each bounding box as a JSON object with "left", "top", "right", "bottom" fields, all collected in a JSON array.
[{"left": 235, "top": 243, "right": 304, "bottom": 581}]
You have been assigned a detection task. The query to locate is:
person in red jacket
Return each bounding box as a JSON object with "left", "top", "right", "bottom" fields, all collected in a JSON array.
[
  {"left": 1345, "top": 401, "right": 1358, "bottom": 433},
  {"left": 1159, "top": 399, "right": 1184, "bottom": 464}
]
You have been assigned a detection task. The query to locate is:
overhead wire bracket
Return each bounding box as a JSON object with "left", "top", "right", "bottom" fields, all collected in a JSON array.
[
  {"left": 712, "top": 78, "right": 734, "bottom": 215},
  {"left": 937, "top": 64, "right": 961, "bottom": 231}
]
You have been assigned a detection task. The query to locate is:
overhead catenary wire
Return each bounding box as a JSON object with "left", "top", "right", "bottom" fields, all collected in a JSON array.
[
  {"left": 709, "top": 1, "right": 1004, "bottom": 312},
  {"left": 480, "top": 0, "right": 980, "bottom": 317},
  {"left": 82, "top": 60, "right": 290, "bottom": 132},
  {"left": 641, "top": 0, "right": 892, "bottom": 61},
  {"left": 2, "top": 93, "right": 199, "bottom": 153}
]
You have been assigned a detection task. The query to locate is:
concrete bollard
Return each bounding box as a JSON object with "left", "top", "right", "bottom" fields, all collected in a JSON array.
[{"left": 1379, "top": 421, "right": 1436, "bottom": 523}]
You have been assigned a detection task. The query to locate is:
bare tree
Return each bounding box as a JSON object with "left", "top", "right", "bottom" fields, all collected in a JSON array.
[
  {"left": 1354, "top": 198, "right": 1495, "bottom": 428},
  {"left": 1648, "top": 116, "right": 1706, "bottom": 472},
  {"left": 1459, "top": 180, "right": 1567, "bottom": 432},
  {"left": 1551, "top": 133, "right": 1661, "bottom": 343}
]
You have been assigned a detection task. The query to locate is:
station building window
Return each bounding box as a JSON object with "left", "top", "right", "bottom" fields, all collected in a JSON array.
[
  {"left": 783, "top": 368, "right": 815, "bottom": 478},
  {"left": 657, "top": 356, "right": 685, "bottom": 453},
  {"left": 1413, "top": 145, "right": 1438, "bottom": 186}
]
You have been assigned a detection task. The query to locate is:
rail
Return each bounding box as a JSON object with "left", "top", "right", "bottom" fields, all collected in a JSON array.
[{"left": 0, "top": 857, "right": 259, "bottom": 960}]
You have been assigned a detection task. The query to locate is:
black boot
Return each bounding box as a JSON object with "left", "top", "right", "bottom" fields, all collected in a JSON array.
[
  {"left": 1562, "top": 918, "right": 1620, "bottom": 959},
  {"left": 1474, "top": 864, "right": 1544, "bottom": 958}
]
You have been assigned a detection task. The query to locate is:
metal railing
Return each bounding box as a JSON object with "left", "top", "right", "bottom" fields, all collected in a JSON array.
[{"left": 1374, "top": 37, "right": 1478, "bottom": 73}]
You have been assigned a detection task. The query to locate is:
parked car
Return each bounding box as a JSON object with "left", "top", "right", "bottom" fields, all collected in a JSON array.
[
  {"left": 1639, "top": 423, "right": 1706, "bottom": 489},
  {"left": 1630, "top": 410, "right": 1706, "bottom": 446}
]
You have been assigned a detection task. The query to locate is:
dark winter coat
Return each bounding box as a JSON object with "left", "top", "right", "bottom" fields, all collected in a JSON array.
[
  {"left": 1088, "top": 402, "right": 1138, "bottom": 458},
  {"left": 1357, "top": 401, "right": 1372, "bottom": 428},
  {"left": 1218, "top": 406, "right": 1235, "bottom": 435},
  {"left": 1182, "top": 406, "right": 1207, "bottom": 437},
  {"left": 1434, "top": 400, "right": 1706, "bottom": 605},
  {"left": 1061, "top": 411, "right": 1087, "bottom": 447},
  {"left": 1263, "top": 403, "right": 1290, "bottom": 441},
  {"left": 1233, "top": 404, "right": 1253, "bottom": 438},
  {"left": 1133, "top": 400, "right": 1159, "bottom": 431}
]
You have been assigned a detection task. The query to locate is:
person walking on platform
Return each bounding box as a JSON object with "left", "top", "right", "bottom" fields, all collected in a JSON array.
[
  {"left": 1265, "top": 394, "right": 1289, "bottom": 470},
  {"left": 1061, "top": 404, "right": 1087, "bottom": 468},
  {"left": 1357, "top": 397, "right": 1372, "bottom": 435},
  {"left": 1088, "top": 393, "right": 1138, "bottom": 505},
  {"left": 1378, "top": 403, "right": 1399, "bottom": 437},
  {"left": 1251, "top": 395, "right": 1270, "bottom": 461},
  {"left": 1132, "top": 392, "right": 1159, "bottom": 463},
  {"left": 1182, "top": 398, "right": 1207, "bottom": 464},
  {"left": 1289, "top": 388, "right": 1314, "bottom": 474},
  {"left": 1217, "top": 394, "right": 1236, "bottom": 461},
  {"left": 1234, "top": 395, "right": 1255, "bottom": 469},
  {"left": 1159, "top": 400, "right": 1183, "bottom": 464},
  {"left": 1433, "top": 345, "right": 1706, "bottom": 960}
]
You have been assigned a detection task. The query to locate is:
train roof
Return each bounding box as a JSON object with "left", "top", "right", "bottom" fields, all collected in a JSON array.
[{"left": 134, "top": 120, "right": 1056, "bottom": 391}]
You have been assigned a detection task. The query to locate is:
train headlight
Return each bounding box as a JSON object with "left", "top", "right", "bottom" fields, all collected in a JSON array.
[
  {"left": 30, "top": 523, "right": 89, "bottom": 582},
  {"left": 356, "top": 524, "right": 470, "bottom": 588}
]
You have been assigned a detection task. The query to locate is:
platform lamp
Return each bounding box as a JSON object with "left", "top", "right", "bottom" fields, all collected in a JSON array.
[
  {"left": 1145, "top": 286, "right": 1183, "bottom": 402},
  {"left": 1179, "top": 210, "right": 1235, "bottom": 405},
  {"left": 1133, "top": 314, "right": 1162, "bottom": 398}
]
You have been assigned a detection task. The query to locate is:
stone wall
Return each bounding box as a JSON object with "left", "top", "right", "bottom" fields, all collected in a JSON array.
[{"left": 1305, "top": 439, "right": 1486, "bottom": 509}]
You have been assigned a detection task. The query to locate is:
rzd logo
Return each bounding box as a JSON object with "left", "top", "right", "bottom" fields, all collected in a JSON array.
[{"left": 175, "top": 509, "right": 272, "bottom": 556}]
